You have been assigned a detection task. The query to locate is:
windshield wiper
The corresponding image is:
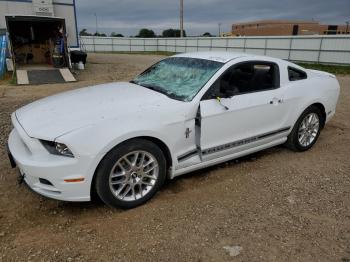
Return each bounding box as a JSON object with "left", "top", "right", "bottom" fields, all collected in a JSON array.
[
  {"left": 144, "top": 85, "right": 186, "bottom": 101},
  {"left": 130, "top": 81, "right": 185, "bottom": 101},
  {"left": 140, "top": 83, "right": 162, "bottom": 93},
  {"left": 137, "top": 83, "right": 169, "bottom": 96}
]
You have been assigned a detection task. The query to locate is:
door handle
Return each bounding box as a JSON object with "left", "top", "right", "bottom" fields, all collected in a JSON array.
[{"left": 269, "top": 98, "right": 283, "bottom": 105}]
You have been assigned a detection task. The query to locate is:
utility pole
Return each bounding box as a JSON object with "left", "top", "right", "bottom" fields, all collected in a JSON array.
[
  {"left": 95, "top": 13, "right": 98, "bottom": 35},
  {"left": 218, "top": 23, "right": 222, "bottom": 37},
  {"left": 180, "top": 0, "right": 184, "bottom": 37}
]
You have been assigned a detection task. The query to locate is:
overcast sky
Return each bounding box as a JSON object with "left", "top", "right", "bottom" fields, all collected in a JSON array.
[{"left": 75, "top": 0, "right": 350, "bottom": 36}]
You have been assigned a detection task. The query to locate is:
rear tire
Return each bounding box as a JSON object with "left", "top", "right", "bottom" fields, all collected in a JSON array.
[
  {"left": 95, "top": 139, "right": 166, "bottom": 209},
  {"left": 286, "top": 105, "right": 324, "bottom": 152}
]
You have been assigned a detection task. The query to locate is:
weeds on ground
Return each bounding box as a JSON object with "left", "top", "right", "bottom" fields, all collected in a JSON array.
[
  {"left": 9, "top": 73, "right": 16, "bottom": 85},
  {"left": 297, "top": 63, "right": 350, "bottom": 75},
  {"left": 0, "top": 72, "right": 14, "bottom": 85},
  {"left": 88, "top": 51, "right": 350, "bottom": 75},
  {"left": 97, "top": 51, "right": 176, "bottom": 56}
]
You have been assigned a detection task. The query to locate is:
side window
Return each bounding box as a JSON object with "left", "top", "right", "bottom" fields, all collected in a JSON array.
[
  {"left": 202, "top": 61, "right": 280, "bottom": 100},
  {"left": 288, "top": 67, "right": 307, "bottom": 81}
]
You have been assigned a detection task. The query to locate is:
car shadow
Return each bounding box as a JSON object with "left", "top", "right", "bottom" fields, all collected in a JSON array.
[
  {"left": 162, "top": 145, "right": 285, "bottom": 193},
  {"left": 48, "top": 145, "right": 286, "bottom": 211}
]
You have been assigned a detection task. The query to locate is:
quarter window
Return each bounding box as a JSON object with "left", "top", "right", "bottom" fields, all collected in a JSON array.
[{"left": 288, "top": 67, "right": 307, "bottom": 81}]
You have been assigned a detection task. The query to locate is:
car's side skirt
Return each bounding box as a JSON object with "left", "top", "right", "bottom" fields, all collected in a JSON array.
[
  {"left": 201, "top": 127, "right": 290, "bottom": 157},
  {"left": 177, "top": 149, "right": 199, "bottom": 162},
  {"left": 172, "top": 137, "right": 287, "bottom": 178},
  {"left": 177, "top": 126, "right": 290, "bottom": 165}
]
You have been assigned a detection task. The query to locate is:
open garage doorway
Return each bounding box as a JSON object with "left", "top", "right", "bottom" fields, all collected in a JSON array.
[{"left": 6, "top": 15, "right": 75, "bottom": 85}]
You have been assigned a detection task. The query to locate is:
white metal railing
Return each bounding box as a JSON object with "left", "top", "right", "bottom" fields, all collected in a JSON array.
[{"left": 79, "top": 35, "right": 350, "bottom": 65}]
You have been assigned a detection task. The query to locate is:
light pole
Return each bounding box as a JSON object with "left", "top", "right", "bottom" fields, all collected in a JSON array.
[
  {"left": 218, "top": 23, "right": 222, "bottom": 37},
  {"left": 95, "top": 13, "right": 98, "bottom": 35},
  {"left": 346, "top": 21, "right": 349, "bottom": 34},
  {"left": 180, "top": 0, "right": 184, "bottom": 37}
]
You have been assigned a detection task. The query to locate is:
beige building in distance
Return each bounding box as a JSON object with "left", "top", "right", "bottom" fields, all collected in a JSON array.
[{"left": 228, "top": 20, "right": 349, "bottom": 36}]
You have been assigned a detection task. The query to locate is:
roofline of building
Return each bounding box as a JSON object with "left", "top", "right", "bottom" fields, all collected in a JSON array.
[{"left": 233, "top": 19, "right": 320, "bottom": 26}]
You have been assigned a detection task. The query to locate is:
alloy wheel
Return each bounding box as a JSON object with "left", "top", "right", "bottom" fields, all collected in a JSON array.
[
  {"left": 109, "top": 151, "right": 159, "bottom": 201},
  {"left": 297, "top": 113, "right": 320, "bottom": 147}
]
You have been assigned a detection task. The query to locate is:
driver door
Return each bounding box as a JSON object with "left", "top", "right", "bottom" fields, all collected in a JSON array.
[{"left": 199, "top": 61, "right": 290, "bottom": 161}]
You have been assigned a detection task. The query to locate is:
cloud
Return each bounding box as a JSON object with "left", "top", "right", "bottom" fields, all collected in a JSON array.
[{"left": 75, "top": 0, "right": 350, "bottom": 36}]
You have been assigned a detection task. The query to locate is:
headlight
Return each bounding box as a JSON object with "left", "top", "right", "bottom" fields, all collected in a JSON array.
[{"left": 40, "top": 140, "right": 74, "bottom": 158}]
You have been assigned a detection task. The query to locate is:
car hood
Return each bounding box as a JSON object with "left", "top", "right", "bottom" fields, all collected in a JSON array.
[{"left": 15, "top": 82, "right": 184, "bottom": 140}]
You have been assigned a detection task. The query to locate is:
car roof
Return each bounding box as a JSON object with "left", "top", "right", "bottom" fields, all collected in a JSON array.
[{"left": 174, "top": 51, "right": 254, "bottom": 63}]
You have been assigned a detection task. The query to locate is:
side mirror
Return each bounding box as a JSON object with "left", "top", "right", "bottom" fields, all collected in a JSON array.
[{"left": 216, "top": 97, "right": 229, "bottom": 110}]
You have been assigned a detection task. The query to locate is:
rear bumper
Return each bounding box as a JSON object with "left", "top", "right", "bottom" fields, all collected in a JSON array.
[{"left": 8, "top": 127, "right": 93, "bottom": 202}]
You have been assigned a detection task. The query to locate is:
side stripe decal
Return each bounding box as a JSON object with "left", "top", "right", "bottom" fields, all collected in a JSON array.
[
  {"left": 177, "top": 126, "right": 291, "bottom": 162},
  {"left": 202, "top": 127, "right": 291, "bottom": 156}
]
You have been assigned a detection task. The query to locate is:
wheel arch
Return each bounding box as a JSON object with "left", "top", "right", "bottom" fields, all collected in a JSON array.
[
  {"left": 90, "top": 136, "right": 173, "bottom": 199},
  {"left": 309, "top": 102, "right": 326, "bottom": 128},
  {"left": 294, "top": 102, "right": 326, "bottom": 130},
  {"left": 286, "top": 101, "right": 326, "bottom": 152},
  {"left": 136, "top": 136, "right": 173, "bottom": 169}
]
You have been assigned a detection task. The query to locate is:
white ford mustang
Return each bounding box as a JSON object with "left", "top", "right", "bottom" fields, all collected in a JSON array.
[{"left": 8, "top": 52, "right": 340, "bottom": 208}]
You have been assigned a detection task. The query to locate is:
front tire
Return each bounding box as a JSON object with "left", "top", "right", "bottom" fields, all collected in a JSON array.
[
  {"left": 95, "top": 139, "right": 166, "bottom": 209},
  {"left": 286, "top": 105, "right": 324, "bottom": 152}
]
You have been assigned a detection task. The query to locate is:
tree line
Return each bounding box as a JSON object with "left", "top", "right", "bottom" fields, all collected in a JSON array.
[{"left": 79, "top": 28, "right": 214, "bottom": 38}]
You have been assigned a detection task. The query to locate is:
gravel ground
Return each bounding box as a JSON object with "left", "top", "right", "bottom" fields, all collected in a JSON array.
[{"left": 0, "top": 53, "right": 349, "bottom": 262}]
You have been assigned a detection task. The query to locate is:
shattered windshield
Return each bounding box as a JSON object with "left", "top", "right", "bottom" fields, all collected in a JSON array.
[{"left": 132, "top": 57, "right": 224, "bottom": 101}]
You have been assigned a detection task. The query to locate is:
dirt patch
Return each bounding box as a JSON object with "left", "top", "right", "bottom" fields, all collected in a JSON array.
[{"left": 0, "top": 53, "right": 349, "bottom": 262}]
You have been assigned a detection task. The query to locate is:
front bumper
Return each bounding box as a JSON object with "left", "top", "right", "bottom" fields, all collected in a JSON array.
[{"left": 7, "top": 121, "right": 93, "bottom": 202}]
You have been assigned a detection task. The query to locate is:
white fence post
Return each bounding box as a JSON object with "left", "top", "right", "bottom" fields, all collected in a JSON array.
[
  {"left": 317, "top": 37, "right": 324, "bottom": 63},
  {"left": 288, "top": 37, "right": 293, "bottom": 60}
]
